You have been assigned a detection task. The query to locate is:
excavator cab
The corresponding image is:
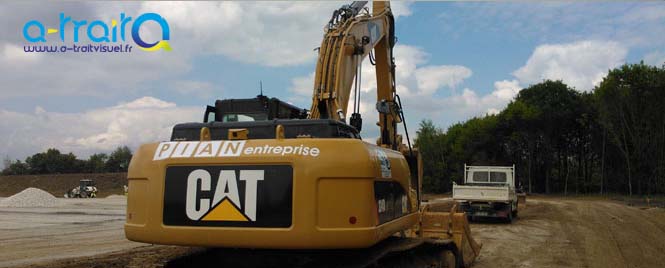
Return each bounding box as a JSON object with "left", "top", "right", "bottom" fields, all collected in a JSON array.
[
  {"left": 203, "top": 95, "right": 307, "bottom": 123},
  {"left": 184, "top": 94, "right": 359, "bottom": 141}
]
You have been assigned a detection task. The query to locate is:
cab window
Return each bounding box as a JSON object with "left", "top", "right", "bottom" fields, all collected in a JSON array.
[
  {"left": 489, "top": 172, "right": 507, "bottom": 183},
  {"left": 222, "top": 113, "right": 268, "bottom": 122},
  {"left": 472, "top": 172, "right": 489, "bottom": 182}
]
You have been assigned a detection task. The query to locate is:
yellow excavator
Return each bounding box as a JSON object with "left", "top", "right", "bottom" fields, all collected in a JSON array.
[{"left": 125, "top": 1, "right": 480, "bottom": 267}]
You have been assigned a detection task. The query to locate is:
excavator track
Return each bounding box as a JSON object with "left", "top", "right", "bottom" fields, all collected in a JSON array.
[
  {"left": 163, "top": 237, "right": 461, "bottom": 268},
  {"left": 161, "top": 202, "right": 480, "bottom": 268},
  {"left": 25, "top": 241, "right": 462, "bottom": 268}
]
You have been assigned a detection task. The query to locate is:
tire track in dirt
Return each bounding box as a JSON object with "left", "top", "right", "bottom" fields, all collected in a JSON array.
[
  {"left": 579, "top": 202, "right": 628, "bottom": 268},
  {"left": 472, "top": 197, "right": 665, "bottom": 268},
  {"left": 594, "top": 201, "right": 665, "bottom": 267},
  {"left": 472, "top": 199, "right": 586, "bottom": 268}
]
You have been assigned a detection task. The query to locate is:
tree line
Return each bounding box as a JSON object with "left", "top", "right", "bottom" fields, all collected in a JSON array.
[
  {"left": 415, "top": 63, "right": 665, "bottom": 196},
  {"left": 2, "top": 146, "right": 133, "bottom": 175}
]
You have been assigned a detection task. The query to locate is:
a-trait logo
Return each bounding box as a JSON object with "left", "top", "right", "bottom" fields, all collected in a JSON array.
[
  {"left": 186, "top": 169, "right": 263, "bottom": 222},
  {"left": 22, "top": 12, "right": 170, "bottom": 53}
]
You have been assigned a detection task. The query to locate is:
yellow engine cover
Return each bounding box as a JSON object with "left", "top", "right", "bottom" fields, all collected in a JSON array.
[{"left": 124, "top": 138, "right": 419, "bottom": 249}]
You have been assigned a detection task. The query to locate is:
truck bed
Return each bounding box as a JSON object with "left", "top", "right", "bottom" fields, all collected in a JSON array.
[{"left": 452, "top": 184, "right": 514, "bottom": 202}]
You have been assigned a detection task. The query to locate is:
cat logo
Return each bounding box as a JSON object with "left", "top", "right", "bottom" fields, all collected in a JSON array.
[
  {"left": 186, "top": 169, "right": 262, "bottom": 222},
  {"left": 163, "top": 165, "right": 293, "bottom": 228}
]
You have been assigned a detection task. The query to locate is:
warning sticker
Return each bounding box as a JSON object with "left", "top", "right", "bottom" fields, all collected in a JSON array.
[{"left": 376, "top": 149, "right": 391, "bottom": 178}]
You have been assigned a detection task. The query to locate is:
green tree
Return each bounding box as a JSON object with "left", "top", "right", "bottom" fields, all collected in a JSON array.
[
  {"left": 415, "top": 120, "right": 446, "bottom": 193},
  {"left": 1, "top": 160, "right": 30, "bottom": 175},
  {"left": 416, "top": 79, "right": 625, "bottom": 195},
  {"left": 506, "top": 80, "right": 590, "bottom": 194},
  {"left": 2, "top": 146, "right": 135, "bottom": 175},
  {"left": 86, "top": 153, "right": 108, "bottom": 173},
  {"left": 595, "top": 63, "right": 665, "bottom": 195},
  {"left": 2, "top": 155, "right": 10, "bottom": 171},
  {"left": 105, "top": 146, "right": 133, "bottom": 172},
  {"left": 25, "top": 148, "right": 82, "bottom": 174}
]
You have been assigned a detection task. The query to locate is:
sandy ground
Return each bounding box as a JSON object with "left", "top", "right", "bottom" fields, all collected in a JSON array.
[
  {"left": 0, "top": 197, "right": 143, "bottom": 267},
  {"left": 2, "top": 197, "right": 664, "bottom": 268},
  {"left": 471, "top": 197, "right": 665, "bottom": 268}
]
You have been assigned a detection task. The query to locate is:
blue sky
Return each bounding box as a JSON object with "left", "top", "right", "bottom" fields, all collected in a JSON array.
[{"left": 1, "top": 1, "right": 664, "bottom": 160}]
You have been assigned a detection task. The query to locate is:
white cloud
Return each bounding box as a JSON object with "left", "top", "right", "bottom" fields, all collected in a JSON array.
[
  {"left": 170, "top": 80, "right": 216, "bottom": 98},
  {"left": 394, "top": 45, "right": 428, "bottom": 80},
  {"left": 0, "top": 3, "right": 195, "bottom": 100},
  {"left": 464, "top": 40, "right": 627, "bottom": 121},
  {"left": 420, "top": 40, "right": 628, "bottom": 127},
  {"left": 436, "top": 79, "right": 521, "bottom": 118},
  {"left": 513, "top": 40, "right": 627, "bottom": 91},
  {"left": 138, "top": 2, "right": 412, "bottom": 67},
  {"left": 0, "top": 43, "right": 192, "bottom": 99},
  {"left": 389, "top": 1, "right": 414, "bottom": 18},
  {"left": 286, "top": 43, "right": 529, "bottom": 141},
  {"left": 290, "top": 44, "right": 471, "bottom": 97},
  {"left": 645, "top": 50, "right": 665, "bottom": 66},
  {"left": 288, "top": 44, "right": 481, "bottom": 142},
  {"left": 114, "top": 96, "right": 176, "bottom": 109},
  {"left": 414, "top": 65, "right": 472, "bottom": 95},
  {"left": 140, "top": 2, "right": 344, "bottom": 67},
  {"left": 0, "top": 2, "right": 415, "bottom": 159},
  {"left": 438, "top": 3, "right": 665, "bottom": 48},
  {"left": 289, "top": 72, "right": 315, "bottom": 97},
  {"left": 0, "top": 2, "right": 411, "bottom": 101},
  {"left": 487, "top": 108, "right": 500, "bottom": 115},
  {"left": 467, "top": 40, "right": 628, "bottom": 120},
  {"left": 2, "top": 43, "right": 40, "bottom": 64},
  {"left": 0, "top": 97, "right": 200, "bottom": 160},
  {"left": 491, "top": 79, "right": 521, "bottom": 101}
]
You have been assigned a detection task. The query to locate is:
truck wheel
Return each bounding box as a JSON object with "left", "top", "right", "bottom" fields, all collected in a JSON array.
[
  {"left": 506, "top": 208, "right": 513, "bottom": 223},
  {"left": 436, "top": 247, "right": 461, "bottom": 268}
]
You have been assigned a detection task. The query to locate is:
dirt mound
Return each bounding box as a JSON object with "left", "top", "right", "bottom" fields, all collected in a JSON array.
[
  {"left": 0, "top": 187, "right": 59, "bottom": 207},
  {"left": 106, "top": 195, "right": 126, "bottom": 199},
  {"left": 0, "top": 173, "right": 127, "bottom": 198}
]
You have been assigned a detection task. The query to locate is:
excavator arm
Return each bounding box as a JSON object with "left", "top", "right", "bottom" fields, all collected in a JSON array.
[
  {"left": 309, "top": 1, "right": 403, "bottom": 151},
  {"left": 309, "top": 3, "right": 481, "bottom": 266}
]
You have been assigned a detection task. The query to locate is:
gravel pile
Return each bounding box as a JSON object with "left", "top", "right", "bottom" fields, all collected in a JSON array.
[{"left": 0, "top": 188, "right": 59, "bottom": 208}]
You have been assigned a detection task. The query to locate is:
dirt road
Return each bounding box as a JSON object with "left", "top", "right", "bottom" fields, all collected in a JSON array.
[
  {"left": 3, "top": 197, "right": 664, "bottom": 268},
  {"left": 472, "top": 197, "right": 665, "bottom": 268}
]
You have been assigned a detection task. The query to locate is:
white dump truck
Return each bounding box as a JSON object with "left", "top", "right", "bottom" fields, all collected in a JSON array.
[{"left": 453, "top": 164, "right": 519, "bottom": 222}]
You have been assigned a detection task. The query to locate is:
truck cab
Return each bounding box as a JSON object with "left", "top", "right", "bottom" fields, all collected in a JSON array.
[{"left": 452, "top": 164, "right": 518, "bottom": 222}]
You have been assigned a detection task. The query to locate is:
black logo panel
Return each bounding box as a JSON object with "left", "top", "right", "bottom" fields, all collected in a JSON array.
[{"left": 163, "top": 165, "right": 292, "bottom": 227}]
